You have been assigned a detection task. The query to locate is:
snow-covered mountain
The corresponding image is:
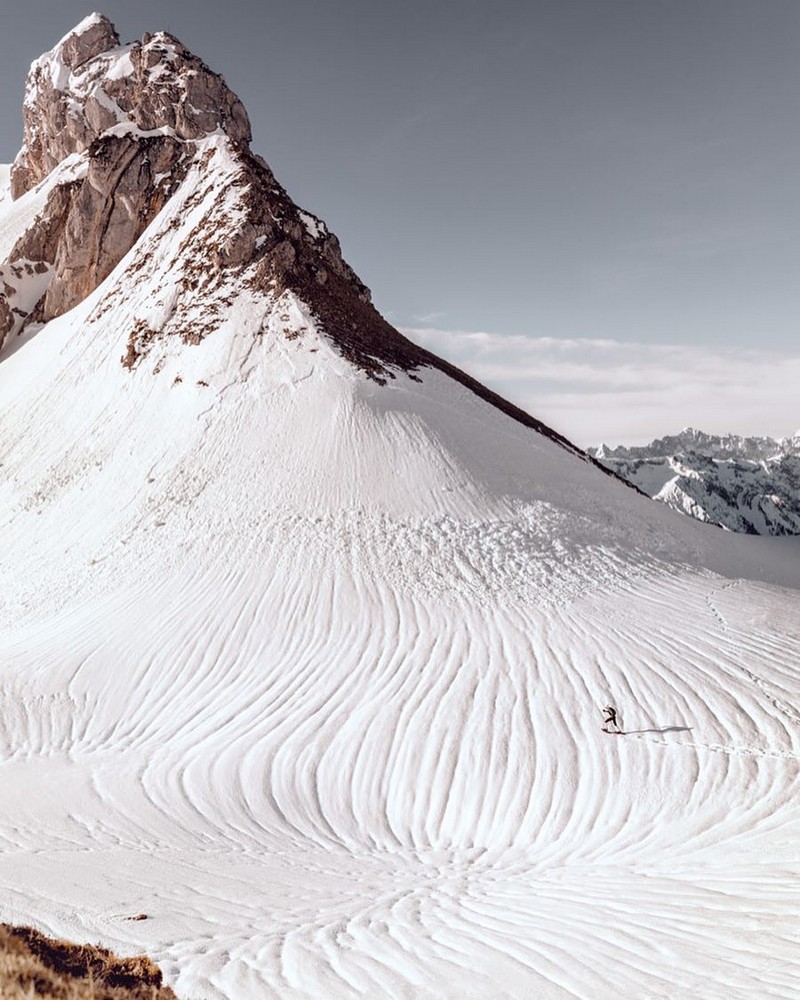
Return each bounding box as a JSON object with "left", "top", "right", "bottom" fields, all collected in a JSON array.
[
  {"left": 2, "top": 16, "right": 800, "bottom": 1000},
  {"left": 590, "top": 428, "right": 800, "bottom": 534}
]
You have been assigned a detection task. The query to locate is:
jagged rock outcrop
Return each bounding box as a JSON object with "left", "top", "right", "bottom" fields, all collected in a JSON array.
[
  {"left": 9, "top": 14, "right": 122, "bottom": 196},
  {"left": 2, "top": 13, "right": 372, "bottom": 355},
  {"left": 590, "top": 429, "right": 800, "bottom": 535},
  {"left": 45, "top": 131, "right": 186, "bottom": 316},
  {"left": 1, "top": 13, "right": 252, "bottom": 346}
]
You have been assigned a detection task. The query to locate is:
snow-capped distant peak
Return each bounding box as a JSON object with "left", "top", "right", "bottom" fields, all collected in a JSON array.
[{"left": 589, "top": 430, "right": 800, "bottom": 535}]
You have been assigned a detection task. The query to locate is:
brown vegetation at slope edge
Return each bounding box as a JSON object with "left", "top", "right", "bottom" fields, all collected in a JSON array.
[{"left": 0, "top": 924, "right": 178, "bottom": 999}]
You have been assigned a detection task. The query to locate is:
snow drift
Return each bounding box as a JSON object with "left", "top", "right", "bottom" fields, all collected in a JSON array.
[{"left": 1, "top": 15, "right": 799, "bottom": 1000}]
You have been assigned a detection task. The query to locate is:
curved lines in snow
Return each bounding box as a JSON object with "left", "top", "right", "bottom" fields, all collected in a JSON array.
[
  {"left": 1, "top": 538, "right": 799, "bottom": 996},
  {"left": 707, "top": 587, "right": 800, "bottom": 732},
  {"left": 0, "top": 684, "right": 94, "bottom": 759},
  {"left": 563, "top": 577, "right": 798, "bottom": 865}
]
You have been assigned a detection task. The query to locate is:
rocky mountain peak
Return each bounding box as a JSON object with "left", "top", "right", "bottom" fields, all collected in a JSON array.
[
  {"left": 54, "top": 13, "right": 119, "bottom": 69},
  {"left": 2, "top": 15, "right": 276, "bottom": 350},
  {"left": 11, "top": 13, "right": 250, "bottom": 198},
  {"left": 1, "top": 15, "right": 586, "bottom": 460}
]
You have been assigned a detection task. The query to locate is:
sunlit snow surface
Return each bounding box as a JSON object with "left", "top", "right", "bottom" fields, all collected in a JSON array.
[{"left": 1, "top": 150, "right": 799, "bottom": 1000}]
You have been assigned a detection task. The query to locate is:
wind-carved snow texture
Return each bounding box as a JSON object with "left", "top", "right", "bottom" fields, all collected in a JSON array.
[
  {"left": 2, "top": 16, "right": 800, "bottom": 1000},
  {"left": 591, "top": 429, "right": 800, "bottom": 535}
]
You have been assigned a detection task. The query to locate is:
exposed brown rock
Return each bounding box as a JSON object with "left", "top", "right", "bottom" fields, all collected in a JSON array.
[
  {"left": 12, "top": 182, "right": 80, "bottom": 264},
  {"left": 45, "top": 132, "right": 185, "bottom": 317},
  {"left": 10, "top": 16, "right": 120, "bottom": 197},
  {"left": 60, "top": 15, "right": 120, "bottom": 73},
  {"left": 0, "top": 299, "right": 12, "bottom": 344},
  {"left": 11, "top": 17, "right": 249, "bottom": 200},
  {"left": 121, "top": 318, "right": 159, "bottom": 370},
  {"left": 3, "top": 14, "right": 244, "bottom": 342},
  {"left": 107, "top": 34, "right": 251, "bottom": 146}
]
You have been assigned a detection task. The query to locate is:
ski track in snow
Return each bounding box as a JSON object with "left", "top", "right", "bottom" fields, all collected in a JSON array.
[{"left": 2, "top": 146, "right": 800, "bottom": 999}]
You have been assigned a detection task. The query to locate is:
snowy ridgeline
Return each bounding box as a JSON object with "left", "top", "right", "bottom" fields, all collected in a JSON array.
[{"left": 590, "top": 428, "right": 800, "bottom": 535}]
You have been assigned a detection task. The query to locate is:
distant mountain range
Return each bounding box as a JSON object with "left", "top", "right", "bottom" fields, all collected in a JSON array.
[{"left": 589, "top": 429, "right": 800, "bottom": 535}]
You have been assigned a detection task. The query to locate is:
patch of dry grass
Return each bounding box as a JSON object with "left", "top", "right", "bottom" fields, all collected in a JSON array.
[{"left": 0, "top": 923, "right": 178, "bottom": 999}]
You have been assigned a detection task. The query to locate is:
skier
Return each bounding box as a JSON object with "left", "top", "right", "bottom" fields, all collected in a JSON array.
[{"left": 602, "top": 705, "right": 621, "bottom": 734}]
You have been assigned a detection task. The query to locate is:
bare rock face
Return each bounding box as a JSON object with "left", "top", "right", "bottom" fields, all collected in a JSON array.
[
  {"left": 110, "top": 34, "right": 251, "bottom": 146},
  {"left": 10, "top": 15, "right": 121, "bottom": 197},
  {"left": 2, "top": 13, "right": 250, "bottom": 347},
  {"left": 11, "top": 14, "right": 250, "bottom": 198},
  {"left": 45, "top": 131, "right": 185, "bottom": 317},
  {"left": 0, "top": 12, "right": 588, "bottom": 458}
]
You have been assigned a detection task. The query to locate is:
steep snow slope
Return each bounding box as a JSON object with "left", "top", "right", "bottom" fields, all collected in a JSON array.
[
  {"left": 2, "top": 171, "right": 799, "bottom": 998},
  {"left": 2, "top": 18, "right": 800, "bottom": 1000},
  {"left": 591, "top": 430, "right": 800, "bottom": 535}
]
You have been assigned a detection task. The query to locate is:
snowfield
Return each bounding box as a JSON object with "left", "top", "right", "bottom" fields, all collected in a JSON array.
[{"left": 2, "top": 113, "right": 800, "bottom": 1000}]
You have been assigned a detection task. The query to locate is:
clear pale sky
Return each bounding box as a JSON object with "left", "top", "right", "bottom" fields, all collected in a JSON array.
[{"left": 1, "top": 1, "right": 797, "bottom": 444}]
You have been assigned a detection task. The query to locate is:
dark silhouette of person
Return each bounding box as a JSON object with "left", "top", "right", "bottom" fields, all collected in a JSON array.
[{"left": 603, "top": 706, "right": 620, "bottom": 732}]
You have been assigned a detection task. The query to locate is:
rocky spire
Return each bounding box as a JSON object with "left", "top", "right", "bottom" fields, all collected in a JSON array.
[
  {"left": 2, "top": 13, "right": 390, "bottom": 371},
  {"left": 3, "top": 14, "right": 258, "bottom": 335},
  {"left": 11, "top": 13, "right": 250, "bottom": 198}
]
